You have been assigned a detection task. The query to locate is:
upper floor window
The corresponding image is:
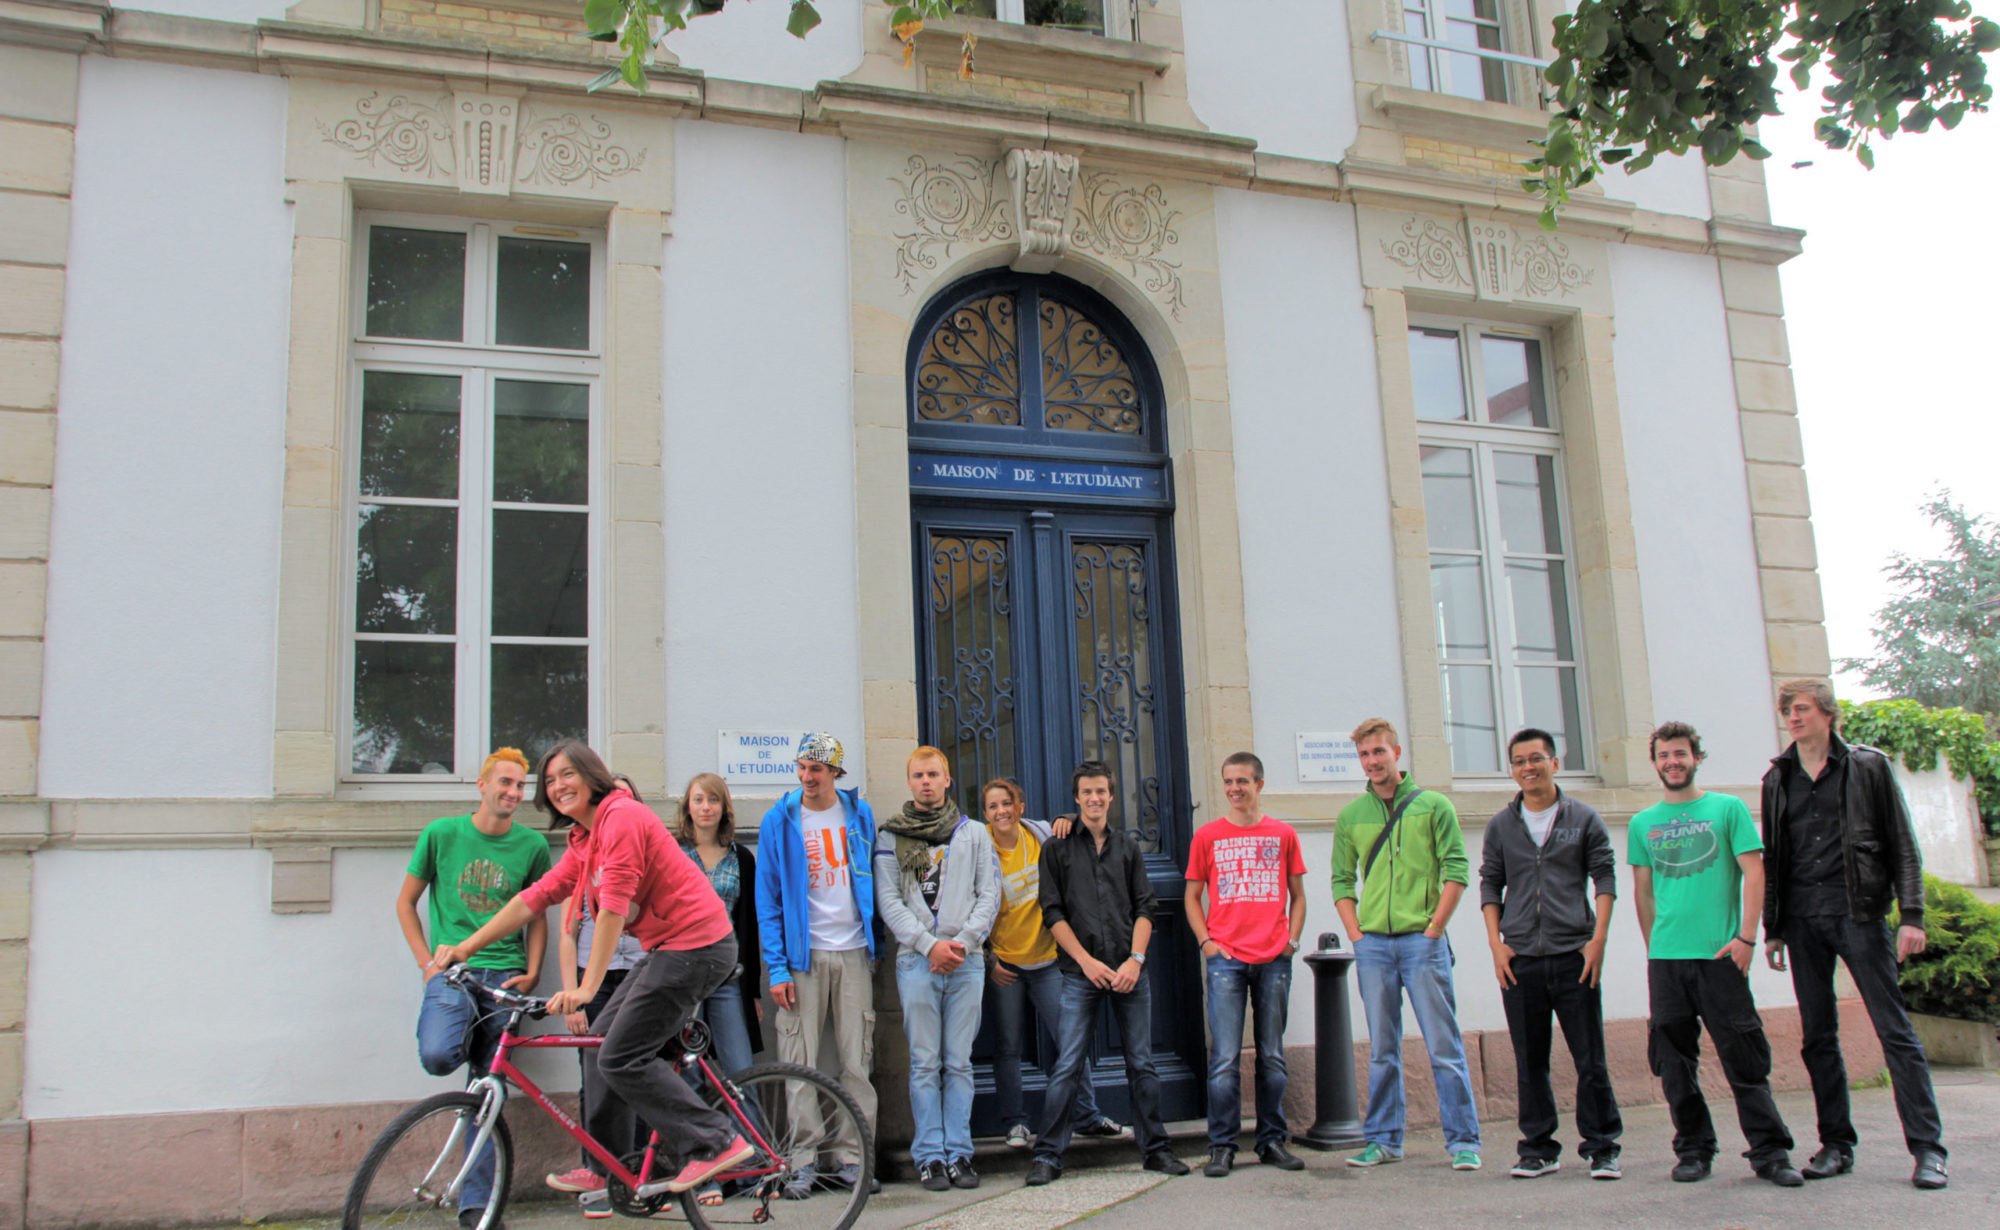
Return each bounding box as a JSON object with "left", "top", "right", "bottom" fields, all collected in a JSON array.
[
  {"left": 963, "top": 0, "right": 1134, "bottom": 39},
  {"left": 1402, "top": 0, "right": 1511, "bottom": 103},
  {"left": 346, "top": 214, "right": 603, "bottom": 781},
  {"left": 1411, "top": 319, "right": 1588, "bottom": 775}
]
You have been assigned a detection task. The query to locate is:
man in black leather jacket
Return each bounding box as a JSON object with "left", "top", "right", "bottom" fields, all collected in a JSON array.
[{"left": 1760, "top": 678, "right": 1946, "bottom": 1191}]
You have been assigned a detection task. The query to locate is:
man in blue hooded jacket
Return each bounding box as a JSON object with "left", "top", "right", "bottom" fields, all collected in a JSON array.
[{"left": 756, "top": 732, "right": 878, "bottom": 1198}]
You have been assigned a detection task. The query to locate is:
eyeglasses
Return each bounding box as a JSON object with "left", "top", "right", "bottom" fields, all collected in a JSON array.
[{"left": 1509, "top": 754, "right": 1553, "bottom": 769}]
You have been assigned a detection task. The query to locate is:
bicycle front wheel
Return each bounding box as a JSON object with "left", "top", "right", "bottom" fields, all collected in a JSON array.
[
  {"left": 344, "top": 1090, "right": 515, "bottom": 1230},
  {"left": 682, "top": 1062, "right": 871, "bottom": 1230}
]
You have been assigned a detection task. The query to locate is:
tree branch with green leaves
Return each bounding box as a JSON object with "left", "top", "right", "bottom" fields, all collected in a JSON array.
[
  {"left": 582, "top": 0, "right": 969, "bottom": 92},
  {"left": 1523, "top": 0, "right": 1998, "bottom": 229}
]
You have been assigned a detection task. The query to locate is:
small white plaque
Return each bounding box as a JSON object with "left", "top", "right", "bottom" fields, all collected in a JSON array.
[
  {"left": 718, "top": 730, "right": 803, "bottom": 786},
  {"left": 1296, "top": 732, "right": 1364, "bottom": 783}
]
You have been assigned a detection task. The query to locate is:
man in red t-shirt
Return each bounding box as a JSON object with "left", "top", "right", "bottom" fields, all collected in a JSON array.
[{"left": 1185, "top": 751, "right": 1308, "bottom": 1177}]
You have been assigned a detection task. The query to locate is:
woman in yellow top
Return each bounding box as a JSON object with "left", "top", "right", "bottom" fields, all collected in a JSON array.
[{"left": 981, "top": 779, "right": 1126, "bottom": 1149}]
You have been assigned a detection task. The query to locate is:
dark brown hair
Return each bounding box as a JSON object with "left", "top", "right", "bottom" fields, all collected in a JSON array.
[
  {"left": 535, "top": 740, "right": 621, "bottom": 827},
  {"left": 980, "top": 778, "right": 1025, "bottom": 819},
  {"left": 1777, "top": 678, "right": 1840, "bottom": 731},
  {"left": 1221, "top": 751, "right": 1265, "bottom": 782},
  {"left": 1648, "top": 721, "right": 1705, "bottom": 761},
  {"left": 675, "top": 772, "right": 737, "bottom": 845}
]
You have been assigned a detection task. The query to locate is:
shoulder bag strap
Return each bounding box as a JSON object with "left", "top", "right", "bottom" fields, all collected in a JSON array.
[{"left": 1363, "top": 789, "right": 1427, "bottom": 878}]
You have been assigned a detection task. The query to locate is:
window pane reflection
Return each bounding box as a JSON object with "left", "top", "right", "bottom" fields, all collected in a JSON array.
[
  {"left": 490, "top": 643, "right": 587, "bottom": 766},
  {"left": 1431, "top": 556, "right": 1491, "bottom": 657},
  {"left": 1411, "top": 328, "right": 1468, "bottom": 421},
  {"left": 1482, "top": 336, "right": 1548, "bottom": 427},
  {"left": 494, "top": 380, "right": 588, "bottom": 505},
  {"left": 496, "top": 236, "right": 591, "bottom": 350},
  {"left": 361, "top": 372, "right": 461, "bottom": 499},
  {"left": 1518, "top": 666, "right": 1585, "bottom": 770},
  {"left": 356, "top": 505, "right": 458, "bottom": 634},
  {"left": 1440, "top": 663, "right": 1500, "bottom": 773},
  {"left": 1495, "top": 451, "right": 1563, "bottom": 554},
  {"left": 367, "top": 226, "right": 465, "bottom": 341},
  {"left": 491, "top": 509, "right": 588, "bottom": 639},
  {"left": 1507, "top": 559, "right": 1575, "bottom": 661},
  {"left": 1421, "top": 446, "right": 1481, "bottom": 549},
  {"left": 352, "top": 641, "right": 455, "bottom": 774}
]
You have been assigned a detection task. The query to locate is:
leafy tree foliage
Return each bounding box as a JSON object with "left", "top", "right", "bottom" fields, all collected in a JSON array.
[
  {"left": 581, "top": 0, "right": 968, "bottom": 90},
  {"left": 1841, "top": 493, "right": 2000, "bottom": 732},
  {"left": 1526, "top": 0, "right": 1999, "bottom": 227},
  {"left": 1897, "top": 875, "right": 2000, "bottom": 1023},
  {"left": 1841, "top": 699, "right": 2000, "bottom": 834}
]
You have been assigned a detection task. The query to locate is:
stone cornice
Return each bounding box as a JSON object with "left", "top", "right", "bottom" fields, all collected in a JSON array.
[
  {"left": 912, "top": 14, "right": 1173, "bottom": 86},
  {"left": 0, "top": 0, "right": 107, "bottom": 51}
]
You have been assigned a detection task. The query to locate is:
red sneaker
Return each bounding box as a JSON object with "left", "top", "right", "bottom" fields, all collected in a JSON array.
[
  {"left": 665, "top": 1138, "right": 755, "bottom": 1194},
  {"left": 546, "top": 1168, "right": 602, "bottom": 1193}
]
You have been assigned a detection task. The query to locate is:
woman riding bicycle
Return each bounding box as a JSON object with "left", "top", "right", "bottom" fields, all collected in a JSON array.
[{"left": 431, "top": 741, "right": 752, "bottom": 1195}]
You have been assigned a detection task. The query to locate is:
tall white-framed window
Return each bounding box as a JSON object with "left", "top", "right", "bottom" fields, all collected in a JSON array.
[
  {"left": 964, "top": 0, "right": 1135, "bottom": 39},
  {"left": 345, "top": 212, "right": 604, "bottom": 782},
  {"left": 1411, "top": 318, "right": 1589, "bottom": 776},
  {"left": 1401, "top": 0, "right": 1512, "bottom": 102}
]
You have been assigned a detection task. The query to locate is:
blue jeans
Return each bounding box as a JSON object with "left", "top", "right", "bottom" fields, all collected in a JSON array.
[
  {"left": 1205, "top": 954, "right": 1293, "bottom": 1151},
  {"left": 416, "top": 966, "right": 519, "bottom": 1211},
  {"left": 1355, "top": 933, "right": 1480, "bottom": 1154},
  {"left": 1033, "top": 971, "right": 1167, "bottom": 1165},
  {"left": 698, "top": 979, "right": 758, "bottom": 1079},
  {"left": 991, "top": 960, "right": 1103, "bottom": 1131},
  {"left": 897, "top": 949, "right": 986, "bottom": 1165}
]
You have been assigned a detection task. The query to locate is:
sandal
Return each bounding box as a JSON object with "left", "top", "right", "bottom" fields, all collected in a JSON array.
[{"left": 696, "top": 1183, "right": 724, "bottom": 1207}]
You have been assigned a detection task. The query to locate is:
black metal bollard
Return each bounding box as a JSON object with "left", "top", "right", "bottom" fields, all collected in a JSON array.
[{"left": 1294, "top": 931, "right": 1365, "bottom": 1150}]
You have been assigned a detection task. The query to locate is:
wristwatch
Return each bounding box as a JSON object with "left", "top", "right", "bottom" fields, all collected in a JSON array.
[{"left": 1130, "top": 951, "right": 1147, "bottom": 966}]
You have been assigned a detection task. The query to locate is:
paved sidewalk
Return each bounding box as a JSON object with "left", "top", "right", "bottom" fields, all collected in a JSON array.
[{"left": 296, "top": 1068, "right": 1999, "bottom": 1230}]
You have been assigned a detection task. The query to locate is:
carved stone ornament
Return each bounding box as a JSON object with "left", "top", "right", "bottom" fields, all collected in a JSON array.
[
  {"left": 1381, "top": 216, "right": 1472, "bottom": 291},
  {"left": 1467, "top": 221, "right": 1512, "bottom": 300},
  {"left": 1378, "top": 212, "right": 1600, "bottom": 306},
  {"left": 1004, "top": 148, "right": 1080, "bottom": 275},
  {"left": 453, "top": 93, "right": 517, "bottom": 196},
  {"left": 318, "top": 91, "right": 643, "bottom": 198},
  {"left": 1068, "top": 171, "right": 1185, "bottom": 320},
  {"left": 892, "top": 155, "right": 1015, "bottom": 292}
]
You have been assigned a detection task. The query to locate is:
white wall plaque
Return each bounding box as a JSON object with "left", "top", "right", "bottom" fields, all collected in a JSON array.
[
  {"left": 718, "top": 730, "right": 804, "bottom": 787},
  {"left": 1296, "top": 732, "right": 1364, "bottom": 783}
]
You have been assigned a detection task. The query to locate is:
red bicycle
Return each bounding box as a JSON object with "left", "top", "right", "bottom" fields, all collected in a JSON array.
[{"left": 344, "top": 967, "right": 873, "bottom": 1230}]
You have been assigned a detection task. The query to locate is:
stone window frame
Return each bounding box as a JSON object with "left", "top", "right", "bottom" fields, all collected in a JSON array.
[
  {"left": 1407, "top": 311, "right": 1595, "bottom": 780},
  {"left": 340, "top": 209, "right": 609, "bottom": 790},
  {"left": 1346, "top": 0, "right": 1555, "bottom": 153}
]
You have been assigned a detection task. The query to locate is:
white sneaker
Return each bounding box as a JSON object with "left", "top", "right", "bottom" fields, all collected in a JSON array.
[{"left": 1005, "top": 1124, "right": 1033, "bottom": 1149}]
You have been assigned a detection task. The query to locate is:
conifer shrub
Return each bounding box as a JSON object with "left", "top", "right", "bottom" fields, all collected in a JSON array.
[{"left": 1897, "top": 875, "right": 2000, "bottom": 1024}]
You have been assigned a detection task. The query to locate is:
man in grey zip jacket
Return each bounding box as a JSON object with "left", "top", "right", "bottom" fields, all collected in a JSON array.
[
  {"left": 876, "top": 747, "right": 1001, "bottom": 1191},
  {"left": 1479, "top": 727, "right": 1623, "bottom": 1180}
]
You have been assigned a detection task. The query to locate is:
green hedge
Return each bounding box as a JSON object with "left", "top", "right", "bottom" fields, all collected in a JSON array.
[
  {"left": 1897, "top": 875, "right": 2000, "bottom": 1025},
  {"left": 1840, "top": 698, "right": 2000, "bottom": 837}
]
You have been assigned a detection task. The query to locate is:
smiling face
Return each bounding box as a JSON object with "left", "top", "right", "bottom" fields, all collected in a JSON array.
[
  {"left": 983, "top": 785, "right": 1020, "bottom": 836},
  {"left": 797, "top": 759, "right": 840, "bottom": 808},
  {"left": 1221, "top": 762, "right": 1262, "bottom": 817},
  {"left": 543, "top": 753, "right": 590, "bottom": 823},
  {"left": 1651, "top": 736, "right": 1703, "bottom": 793},
  {"left": 1074, "top": 775, "right": 1113, "bottom": 826},
  {"left": 478, "top": 759, "right": 527, "bottom": 820},
  {"left": 1355, "top": 733, "right": 1402, "bottom": 792},
  {"left": 1508, "top": 736, "right": 1558, "bottom": 796},
  {"left": 907, "top": 753, "right": 952, "bottom": 810}
]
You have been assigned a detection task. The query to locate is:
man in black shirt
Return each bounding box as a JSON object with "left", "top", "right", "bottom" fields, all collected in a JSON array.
[
  {"left": 1026, "top": 761, "right": 1190, "bottom": 1186},
  {"left": 1761, "top": 678, "right": 1946, "bottom": 1191}
]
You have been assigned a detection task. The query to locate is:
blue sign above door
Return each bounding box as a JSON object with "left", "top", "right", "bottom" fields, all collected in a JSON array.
[{"left": 909, "top": 452, "right": 1169, "bottom": 507}]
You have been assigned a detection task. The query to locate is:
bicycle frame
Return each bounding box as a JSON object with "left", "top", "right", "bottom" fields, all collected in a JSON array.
[{"left": 484, "top": 1013, "right": 787, "bottom": 1194}]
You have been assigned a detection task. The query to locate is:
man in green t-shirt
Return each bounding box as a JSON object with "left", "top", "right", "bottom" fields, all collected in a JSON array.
[
  {"left": 1630, "top": 721, "right": 1800, "bottom": 1189},
  {"left": 394, "top": 748, "right": 554, "bottom": 1228}
]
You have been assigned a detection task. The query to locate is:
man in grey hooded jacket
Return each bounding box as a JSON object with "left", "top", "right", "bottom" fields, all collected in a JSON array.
[
  {"left": 876, "top": 746, "right": 1001, "bottom": 1192},
  {"left": 1479, "top": 727, "right": 1623, "bottom": 1181}
]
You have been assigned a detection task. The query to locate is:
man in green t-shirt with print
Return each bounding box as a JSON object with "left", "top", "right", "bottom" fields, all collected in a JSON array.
[
  {"left": 394, "top": 747, "right": 554, "bottom": 1229},
  {"left": 1630, "top": 721, "right": 1800, "bottom": 1189}
]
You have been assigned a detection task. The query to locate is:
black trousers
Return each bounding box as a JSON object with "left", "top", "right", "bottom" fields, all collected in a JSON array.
[
  {"left": 583, "top": 936, "right": 740, "bottom": 1169},
  {"left": 1647, "top": 957, "right": 1794, "bottom": 1169},
  {"left": 1785, "top": 913, "right": 1946, "bottom": 1158},
  {"left": 1502, "top": 949, "right": 1622, "bottom": 1162}
]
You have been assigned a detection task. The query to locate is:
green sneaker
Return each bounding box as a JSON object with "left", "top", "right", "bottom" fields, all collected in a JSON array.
[
  {"left": 1452, "top": 1151, "right": 1482, "bottom": 1171},
  {"left": 1345, "top": 1143, "right": 1402, "bottom": 1168}
]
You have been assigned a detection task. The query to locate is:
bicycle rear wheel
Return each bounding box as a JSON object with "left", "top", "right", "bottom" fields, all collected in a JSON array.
[
  {"left": 681, "top": 1062, "right": 871, "bottom": 1230},
  {"left": 344, "top": 1090, "right": 514, "bottom": 1230}
]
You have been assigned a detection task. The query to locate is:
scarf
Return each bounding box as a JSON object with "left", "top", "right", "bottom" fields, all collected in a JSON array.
[{"left": 881, "top": 796, "right": 963, "bottom": 875}]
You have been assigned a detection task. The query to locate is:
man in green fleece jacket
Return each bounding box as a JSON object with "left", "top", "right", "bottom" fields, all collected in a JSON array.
[{"left": 1330, "top": 717, "right": 1481, "bottom": 1171}]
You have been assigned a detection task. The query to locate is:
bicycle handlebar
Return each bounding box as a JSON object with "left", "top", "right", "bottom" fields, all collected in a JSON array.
[{"left": 443, "top": 965, "right": 550, "bottom": 1019}]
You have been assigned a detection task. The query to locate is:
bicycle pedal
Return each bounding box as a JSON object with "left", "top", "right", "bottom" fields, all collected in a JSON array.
[
  {"left": 633, "top": 1180, "right": 676, "bottom": 1198},
  {"left": 574, "top": 1189, "right": 609, "bottom": 1203}
]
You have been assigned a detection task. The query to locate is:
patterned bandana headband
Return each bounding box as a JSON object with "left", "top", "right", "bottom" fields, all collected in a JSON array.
[{"left": 796, "top": 731, "right": 847, "bottom": 777}]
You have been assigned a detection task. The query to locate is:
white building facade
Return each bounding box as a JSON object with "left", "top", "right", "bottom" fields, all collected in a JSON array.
[{"left": 0, "top": 0, "right": 1843, "bottom": 1223}]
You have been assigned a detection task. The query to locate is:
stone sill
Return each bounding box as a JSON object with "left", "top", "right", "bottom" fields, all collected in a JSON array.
[
  {"left": 1371, "top": 82, "right": 1548, "bottom": 152},
  {"left": 914, "top": 14, "right": 1172, "bottom": 89}
]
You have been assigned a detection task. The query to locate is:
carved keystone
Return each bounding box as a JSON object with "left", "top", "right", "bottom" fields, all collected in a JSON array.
[
  {"left": 451, "top": 92, "right": 518, "bottom": 196},
  {"left": 1004, "top": 148, "right": 1080, "bottom": 274}
]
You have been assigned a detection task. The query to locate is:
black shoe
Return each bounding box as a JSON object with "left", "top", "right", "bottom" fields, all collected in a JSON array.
[
  {"left": 1075, "top": 1115, "right": 1129, "bottom": 1139},
  {"left": 1025, "top": 1159, "right": 1062, "bottom": 1186},
  {"left": 1670, "top": 1156, "right": 1711, "bottom": 1183},
  {"left": 1757, "top": 1159, "right": 1805, "bottom": 1188},
  {"left": 1509, "top": 1156, "right": 1559, "bottom": 1179},
  {"left": 1257, "top": 1143, "right": 1306, "bottom": 1171},
  {"left": 1144, "top": 1152, "right": 1191, "bottom": 1176},
  {"left": 918, "top": 1160, "right": 950, "bottom": 1192},
  {"left": 458, "top": 1211, "right": 504, "bottom": 1230},
  {"left": 947, "top": 1158, "right": 980, "bottom": 1190},
  {"left": 1913, "top": 1150, "right": 1948, "bottom": 1190},
  {"left": 1203, "top": 1147, "right": 1234, "bottom": 1178},
  {"left": 1802, "top": 1145, "right": 1853, "bottom": 1180}
]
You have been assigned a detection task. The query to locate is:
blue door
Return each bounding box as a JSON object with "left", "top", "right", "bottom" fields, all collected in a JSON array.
[{"left": 907, "top": 271, "right": 1202, "bottom": 1132}]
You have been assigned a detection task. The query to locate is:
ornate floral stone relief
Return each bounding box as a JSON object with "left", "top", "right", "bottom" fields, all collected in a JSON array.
[
  {"left": 318, "top": 92, "right": 455, "bottom": 180},
  {"left": 517, "top": 110, "right": 645, "bottom": 189},
  {"left": 1370, "top": 210, "right": 1602, "bottom": 309},
  {"left": 891, "top": 154, "right": 1186, "bottom": 320},
  {"left": 315, "top": 91, "right": 645, "bottom": 198},
  {"left": 892, "top": 155, "right": 1015, "bottom": 292},
  {"left": 1004, "top": 148, "right": 1080, "bottom": 275},
  {"left": 1069, "top": 171, "right": 1186, "bottom": 320}
]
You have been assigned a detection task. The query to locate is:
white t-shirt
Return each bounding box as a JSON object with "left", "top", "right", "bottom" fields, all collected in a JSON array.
[
  {"left": 802, "top": 803, "right": 868, "bottom": 952},
  {"left": 1522, "top": 802, "right": 1560, "bottom": 847}
]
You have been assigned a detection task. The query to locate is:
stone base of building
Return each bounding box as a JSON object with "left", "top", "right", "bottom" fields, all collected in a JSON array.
[{"left": 3, "top": 1002, "right": 1891, "bottom": 1228}]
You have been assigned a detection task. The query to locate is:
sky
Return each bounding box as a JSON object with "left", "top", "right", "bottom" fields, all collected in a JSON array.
[{"left": 1753, "top": 71, "right": 2000, "bottom": 698}]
